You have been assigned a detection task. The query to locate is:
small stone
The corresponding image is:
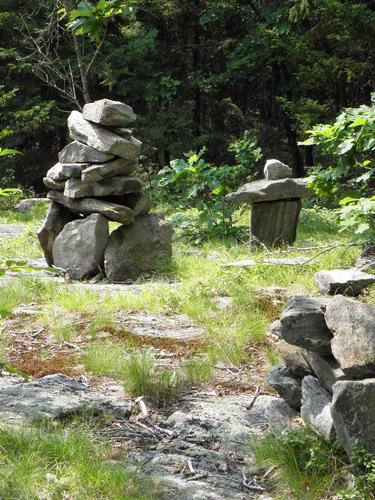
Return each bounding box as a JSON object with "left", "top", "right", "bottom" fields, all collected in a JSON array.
[
  {"left": 43, "top": 177, "right": 65, "bottom": 191},
  {"left": 46, "top": 162, "right": 89, "bottom": 181},
  {"left": 83, "top": 99, "right": 136, "bottom": 127},
  {"left": 263, "top": 159, "right": 293, "bottom": 180},
  {"left": 280, "top": 296, "right": 333, "bottom": 354},
  {"left": 15, "top": 198, "right": 49, "bottom": 213},
  {"left": 267, "top": 364, "right": 302, "bottom": 410},
  {"left": 58, "top": 141, "right": 114, "bottom": 163},
  {"left": 315, "top": 268, "right": 375, "bottom": 296},
  {"left": 104, "top": 214, "right": 173, "bottom": 281},
  {"left": 301, "top": 376, "right": 335, "bottom": 440},
  {"left": 277, "top": 340, "right": 312, "bottom": 378},
  {"left": 48, "top": 191, "right": 134, "bottom": 225},
  {"left": 325, "top": 295, "right": 375, "bottom": 378},
  {"left": 68, "top": 111, "right": 141, "bottom": 160},
  {"left": 37, "top": 202, "right": 78, "bottom": 266},
  {"left": 302, "top": 350, "right": 345, "bottom": 393},
  {"left": 355, "top": 255, "right": 375, "bottom": 273},
  {"left": 81, "top": 157, "right": 137, "bottom": 183},
  {"left": 64, "top": 175, "right": 143, "bottom": 199},
  {"left": 53, "top": 214, "right": 109, "bottom": 280},
  {"left": 132, "top": 193, "right": 153, "bottom": 216},
  {"left": 332, "top": 379, "right": 375, "bottom": 456}
]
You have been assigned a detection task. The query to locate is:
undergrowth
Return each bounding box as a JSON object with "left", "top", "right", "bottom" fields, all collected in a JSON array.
[{"left": 0, "top": 420, "right": 157, "bottom": 499}]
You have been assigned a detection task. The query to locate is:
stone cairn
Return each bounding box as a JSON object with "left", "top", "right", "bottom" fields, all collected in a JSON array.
[
  {"left": 268, "top": 282, "right": 375, "bottom": 458},
  {"left": 225, "top": 159, "right": 312, "bottom": 247},
  {"left": 38, "top": 99, "right": 173, "bottom": 282}
]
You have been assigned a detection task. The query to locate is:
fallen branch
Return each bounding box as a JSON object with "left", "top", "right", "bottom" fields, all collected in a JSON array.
[{"left": 247, "top": 386, "right": 261, "bottom": 410}]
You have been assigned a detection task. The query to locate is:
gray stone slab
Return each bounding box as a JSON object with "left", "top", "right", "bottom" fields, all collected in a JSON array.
[
  {"left": 83, "top": 99, "right": 136, "bottom": 127},
  {"left": 315, "top": 268, "right": 375, "bottom": 296},
  {"left": 301, "top": 376, "right": 335, "bottom": 440},
  {"left": 0, "top": 224, "right": 25, "bottom": 238},
  {"left": 225, "top": 178, "right": 312, "bottom": 204},
  {"left": 0, "top": 374, "right": 132, "bottom": 422},
  {"left": 58, "top": 141, "right": 114, "bottom": 164}
]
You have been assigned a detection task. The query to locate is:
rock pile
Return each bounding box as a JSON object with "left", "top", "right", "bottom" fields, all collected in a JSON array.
[
  {"left": 38, "top": 99, "right": 172, "bottom": 281},
  {"left": 268, "top": 294, "right": 375, "bottom": 456},
  {"left": 225, "top": 159, "right": 312, "bottom": 247}
]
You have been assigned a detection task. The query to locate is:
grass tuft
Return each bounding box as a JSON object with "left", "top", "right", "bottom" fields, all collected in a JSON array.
[
  {"left": 0, "top": 421, "right": 156, "bottom": 499},
  {"left": 83, "top": 341, "right": 126, "bottom": 378}
]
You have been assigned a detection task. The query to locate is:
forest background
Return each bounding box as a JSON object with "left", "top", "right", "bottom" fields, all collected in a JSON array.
[{"left": 2, "top": 0, "right": 375, "bottom": 190}]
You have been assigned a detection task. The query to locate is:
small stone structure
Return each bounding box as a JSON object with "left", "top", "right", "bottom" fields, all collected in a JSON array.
[
  {"left": 225, "top": 159, "right": 312, "bottom": 247},
  {"left": 268, "top": 293, "right": 375, "bottom": 456},
  {"left": 38, "top": 99, "right": 172, "bottom": 281}
]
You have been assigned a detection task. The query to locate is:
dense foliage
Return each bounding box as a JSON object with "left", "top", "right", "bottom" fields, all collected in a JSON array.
[
  {"left": 2, "top": 0, "right": 375, "bottom": 189},
  {"left": 303, "top": 98, "right": 375, "bottom": 242}
]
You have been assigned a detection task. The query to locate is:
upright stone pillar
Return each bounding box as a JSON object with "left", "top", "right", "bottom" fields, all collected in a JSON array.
[{"left": 225, "top": 159, "right": 312, "bottom": 248}]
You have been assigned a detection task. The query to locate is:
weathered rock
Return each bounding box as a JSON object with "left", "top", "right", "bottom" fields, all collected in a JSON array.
[
  {"left": 43, "top": 176, "right": 65, "bottom": 191},
  {"left": 302, "top": 350, "right": 345, "bottom": 393},
  {"left": 68, "top": 111, "right": 141, "bottom": 160},
  {"left": 267, "top": 364, "right": 302, "bottom": 410},
  {"left": 277, "top": 340, "right": 312, "bottom": 378},
  {"left": 116, "top": 312, "right": 205, "bottom": 342},
  {"left": 58, "top": 140, "right": 114, "bottom": 163},
  {"left": 53, "top": 214, "right": 109, "bottom": 280},
  {"left": 0, "top": 373, "right": 132, "bottom": 422},
  {"left": 132, "top": 193, "right": 153, "bottom": 216},
  {"left": 301, "top": 376, "right": 335, "bottom": 440},
  {"left": 263, "top": 159, "right": 293, "bottom": 180},
  {"left": 355, "top": 255, "right": 375, "bottom": 273},
  {"left": 0, "top": 224, "right": 25, "bottom": 238},
  {"left": 14, "top": 198, "right": 49, "bottom": 213},
  {"left": 108, "top": 127, "right": 132, "bottom": 138},
  {"left": 129, "top": 394, "right": 295, "bottom": 500},
  {"left": 315, "top": 268, "right": 375, "bottom": 296},
  {"left": 105, "top": 214, "right": 173, "bottom": 281},
  {"left": 46, "top": 162, "right": 88, "bottom": 181},
  {"left": 48, "top": 190, "right": 134, "bottom": 225},
  {"left": 83, "top": 99, "right": 136, "bottom": 127},
  {"left": 325, "top": 296, "right": 375, "bottom": 378},
  {"left": 225, "top": 178, "right": 312, "bottom": 204},
  {"left": 332, "top": 379, "right": 375, "bottom": 456},
  {"left": 64, "top": 175, "right": 143, "bottom": 199},
  {"left": 280, "top": 296, "right": 333, "bottom": 354},
  {"left": 37, "top": 201, "right": 78, "bottom": 266},
  {"left": 81, "top": 157, "right": 137, "bottom": 183},
  {"left": 270, "top": 319, "right": 282, "bottom": 337},
  {"left": 250, "top": 199, "right": 302, "bottom": 247}
]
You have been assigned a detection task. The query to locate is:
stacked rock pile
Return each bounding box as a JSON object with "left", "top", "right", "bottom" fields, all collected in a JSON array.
[
  {"left": 225, "top": 159, "right": 313, "bottom": 248},
  {"left": 268, "top": 293, "right": 375, "bottom": 457},
  {"left": 38, "top": 99, "right": 172, "bottom": 281}
]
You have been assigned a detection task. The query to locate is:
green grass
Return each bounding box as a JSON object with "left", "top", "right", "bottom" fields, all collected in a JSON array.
[
  {"left": 251, "top": 427, "right": 347, "bottom": 500},
  {"left": 0, "top": 421, "right": 157, "bottom": 499},
  {"left": 123, "top": 350, "right": 182, "bottom": 407},
  {"left": 184, "top": 356, "right": 214, "bottom": 384},
  {"left": 83, "top": 341, "right": 127, "bottom": 378}
]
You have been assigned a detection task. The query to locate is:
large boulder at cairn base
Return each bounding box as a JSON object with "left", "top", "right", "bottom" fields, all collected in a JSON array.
[
  {"left": 37, "top": 202, "right": 78, "bottom": 266},
  {"left": 325, "top": 296, "right": 375, "bottom": 378},
  {"left": 83, "top": 99, "right": 136, "bottom": 127},
  {"left": 68, "top": 111, "right": 141, "bottom": 160},
  {"left": 267, "top": 364, "right": 302, "bottom": 410},
  {"left": 64, "top": 176, "right": 143, "bottom": 199},
  {"left": 53, "top": 214, "right": 109, "bottom": 280},
  {"left": 315, "top": 268, "right": 375, "bottom": 296},
  {"left": 58, "top": 141, "right": 114, "bottom": 164},
  {"left": 280, "top": 296, "right": 333, "bottom": 354},
  {"left": 301, "top": 376, "right": 335, "bottom": 441},
  {"left": 332, "top": 379, "right": 375, "bottom": 455},
  {"left": 46, "top": 162, "right": 89, "bottom": 181},
  {"left": 48, "top": 191, "right": 134, "bottom": 225},
  {"left": 105, "top": 214, "right": 173, "bottom": 281},
  {"left": 225, "top": 178, "right": 312, "bottom": 204},
  {"left": 81, "top": 157, "right": 137, "bottom": 183}
]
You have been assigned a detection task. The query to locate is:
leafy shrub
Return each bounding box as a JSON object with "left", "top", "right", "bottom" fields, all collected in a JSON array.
[
  {"left": 339, "top": 441, "right": 375, "bottom": 499},
  {"left": 301, "top": 97, "right": 375, "bottom": 243},
  {"left": 155, "top": 145, "right": 261, "bottom": 242}
]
